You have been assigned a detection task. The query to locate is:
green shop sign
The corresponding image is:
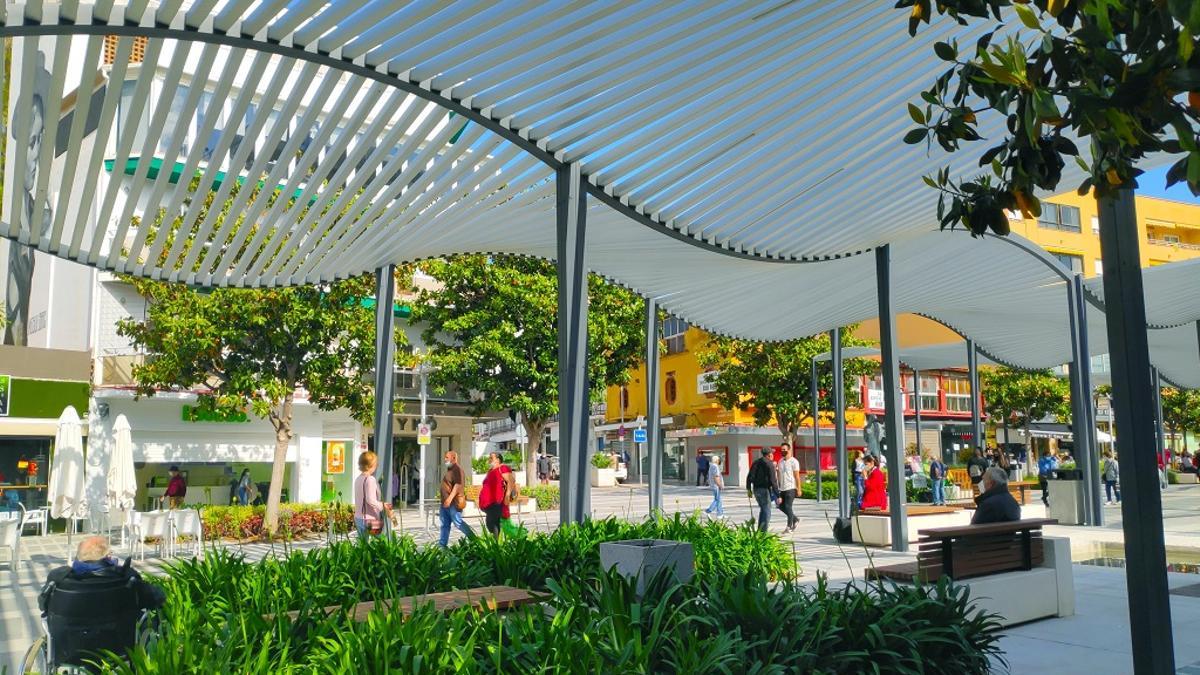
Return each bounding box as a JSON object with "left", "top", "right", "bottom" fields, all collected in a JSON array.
[
  {"left": 0, "top": 375, "right": 9, "bottom": 416},
  {"left": 181, "top": 405, "right": 249, "bottom": 423}
]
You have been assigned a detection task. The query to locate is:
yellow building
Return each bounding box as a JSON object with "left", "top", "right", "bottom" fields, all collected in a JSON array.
[{"left": 605, "top": 193, "right": 1200, "bottom": 483}]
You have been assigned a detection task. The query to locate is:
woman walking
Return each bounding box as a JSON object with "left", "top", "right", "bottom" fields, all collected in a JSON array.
[
  {"left": 478, "top": 452, "right": 513, "bottom": 536},
  {"left": 236, "top": 468, "right": 253, "bottom": 506},
  {"left": 353, "top": 451, "right": 391, "bottom": 539}
]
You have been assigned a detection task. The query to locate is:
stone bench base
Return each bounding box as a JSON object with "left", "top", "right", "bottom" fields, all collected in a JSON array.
[
  {"left": 1175, "top": 472, "right": 1199, "bottom": 484},
  {"left": 461, "top": 498, "right": 537, "bottom": 518},
  {"left": 851, "top": 510, "right": 972, "bottom": 547}
]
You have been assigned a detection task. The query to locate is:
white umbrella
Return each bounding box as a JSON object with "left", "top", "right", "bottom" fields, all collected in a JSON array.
[
  {"left": 107, "top": 414, "right": 137, "bottom": 535},
  {"left": 1095, "top": 429, "right": 1114, "bottom": 443},
  {"left": 48, "top": 405, "right": 87, "bottom": 555}
]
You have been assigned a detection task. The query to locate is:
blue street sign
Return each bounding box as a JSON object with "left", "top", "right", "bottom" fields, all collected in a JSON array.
[{"left": 633, "top": 428, "right": 647, "bottom": 444}]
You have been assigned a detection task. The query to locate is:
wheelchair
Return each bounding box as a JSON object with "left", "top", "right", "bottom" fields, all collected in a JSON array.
[{"left": 21, "top": 569, "right": 156, "bottom": 673}]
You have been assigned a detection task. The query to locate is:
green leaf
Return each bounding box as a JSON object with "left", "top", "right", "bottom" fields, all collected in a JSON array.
[
  {"left": 904, "top": 128, "right": 929, "bottom": 144},
  {"left": 908, "top": 103, "right": 926, "bottom": 124},
  {"left": 933, "top": 41, "right": 957, "bottom": 61},
  {"left": 1167, "top": 68, "right": 1200, "bottom": 92},
  {"left": 922, "top": 175, "right": 938, "bottom": 188},
  {"left": 1013, "top": 3, "right": 1040, "bottom": 30},
  {"left": 1187, "top": 151, "right": 1200, "bottom": 188}
]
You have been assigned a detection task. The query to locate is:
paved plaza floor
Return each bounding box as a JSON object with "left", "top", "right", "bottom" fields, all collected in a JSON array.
[{"left": 4, "top": 482, "right": 1200, "bottom": 673}]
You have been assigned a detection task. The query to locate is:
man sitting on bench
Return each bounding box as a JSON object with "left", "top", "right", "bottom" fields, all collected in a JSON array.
[{"left": 972, "top": 466, "right": 1021, "bottom": 525}]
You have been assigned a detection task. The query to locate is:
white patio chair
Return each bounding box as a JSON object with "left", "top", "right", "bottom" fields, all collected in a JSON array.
[
  {"left": 172, "top": 509, "right": 204, "bottom": 559},
  {"left": 16, "top": 507, "right": 47, "bottom": 537},
  {"left": 133, "top": 511, "right": 173, "bottom": 560},
  {"left": 0, "top": 503, "right": 24, "bottom": 571}
]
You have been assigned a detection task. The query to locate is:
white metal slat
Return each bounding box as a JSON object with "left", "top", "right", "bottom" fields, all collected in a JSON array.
[
  {"left": 266, "top": 98, "right": 451, "bottom": 281},
  {"left": 84, "top": 37, "right": 164, "bottom": 264},
  {"left": 239, "top": 0, "right": 293, "bottom": 37},
  {"left": 67, "top": 35, "right": 134, "bottom": 259},
  {"left": 291, "top": 1, "right": 363, "bottom": 48},
  {"left": 134, "top": 42, "right": 224, "bottom": 273},
  {"left": 156, "top": 47, "right": 256, "bottom": 275},
  {"left": 353, "top": 1, "right": 496, "bottom": 68},
  {"left": 47, "top": 34, "right": 104, "bottom": 251},
  {"left": 186, "top": 0, "right": 236, "bottom": 31},
  {"left": 264, "top": 0, "right": 332, "bottom": 43},
  {"left": 106, "top": 41, "right": 195, "bottom": 271},
  {"left": 160, "top": 49, "right": 274, "bottom": 275},
  {"left": 317, "top": 125, "right": 496, "bottom": 279},
  {"left": 236, "top": 87, "right": 417, "bottom": 281},
  {"left": 181, "top": 57, "right": 306, "bottom": 279},
  {"left": 224, "top": 79, "right": 395, "bottom": 282},
  {"left": 187, "top": 59, "right": 323, "bottom": 282},
  {"left": 27, "top": 33, "right": 73, "bottom": 250}
]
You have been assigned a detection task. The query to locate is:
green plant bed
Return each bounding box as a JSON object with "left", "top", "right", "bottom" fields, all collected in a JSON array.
[
  {"left": 590, "top": 452, "right": 614, "bottom": 469},
  {"left": 519, "top": 484, "right": 560, "bottom": 509},
  {"left": 200, "top": 503, "right": 353, "bottom": 540},
  {"left": 96, "top": 515, "right": 1003, "bottom": 673},
  {"left": 799, "top": 473, "right": 839, "bottom": 500}
]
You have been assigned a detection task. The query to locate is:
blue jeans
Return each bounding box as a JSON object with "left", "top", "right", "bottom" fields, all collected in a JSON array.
[
  {"left": 855, "top": 475, "right": 865, "bottom": 507},
  {"left": 439, "top": 504, "right": 476, "bottom": 546},
  {"left": 931, "top": 480, "right": 945, "bottom": 505},
  {"left": 1105, "top": 480, "right": 1121, "bottom": 503},
  {"left": 705, "top": 487, "right": 724, "bottom": 515},
  {"left": 354, "top": 516, "right": 369, "bottom": 539},
  {"left": 753, "top": 488, "right": 772, "bottom": 532},
  {"left": 236, "top": 486, "right": 249, "bottom": 506}
]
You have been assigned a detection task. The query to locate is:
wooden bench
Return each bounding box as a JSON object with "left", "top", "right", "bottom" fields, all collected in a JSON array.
[
  {"left": 1008, "top": 480, "right": 1039, "bottom": 505},
  {"left": 866, "top": 518, "right": 1056, "bottom": 583},
  {"left": 272, "top": 585, "right": 547, "bottom": 623}
]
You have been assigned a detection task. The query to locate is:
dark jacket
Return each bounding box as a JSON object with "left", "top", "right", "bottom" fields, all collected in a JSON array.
[
  {"left": 746, "top": 457, "right": 778, "bottom": 491},
  {"left": 39, "top": 558, "right": 166, "bottom": 616},
  {"left": 971, "top": 484, "right": 1021, "bottom": 525}
]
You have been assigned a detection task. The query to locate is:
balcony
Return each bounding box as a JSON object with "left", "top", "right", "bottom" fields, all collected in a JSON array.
[{"left": 1147, "top": 237, "right": 1200, "bottom": 251}]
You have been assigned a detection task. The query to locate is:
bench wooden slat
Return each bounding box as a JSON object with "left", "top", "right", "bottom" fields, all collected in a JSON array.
[
  {"left": 916, "top": 518, "right": 1056, "bottom": 538},
  {"left": 272, "top": 585, "right": 547, "bottom": 623},
  {"left": 870, "top": 518, "right": 1055, "bottom": 583}
]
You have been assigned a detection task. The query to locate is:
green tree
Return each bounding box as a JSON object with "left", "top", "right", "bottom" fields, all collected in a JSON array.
[
  {"left": 899, "top": 1, "right": 1200, "bottom": 234},
  {"left": 695, "top": 330, "right": 876, "bottom": 447},
  {"left": 117, "top": 274, "right": 399, "bottom": 534},
  {"left": 1161, "top": 388, "right": 1200, "bottom": 454},
  {"left": 980, "top": 367, "right": 1070, "bottom": 455},
  {"left": 412, "top": 255, "right": 645, "bottom": 484}
]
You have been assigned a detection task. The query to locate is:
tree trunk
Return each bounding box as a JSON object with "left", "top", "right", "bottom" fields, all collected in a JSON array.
[
  {"left": 263, "top": 392, "right": 295, "bottom": 537},
  {"left": 523, "top": 419, "right": 546, "bottom": 487}
]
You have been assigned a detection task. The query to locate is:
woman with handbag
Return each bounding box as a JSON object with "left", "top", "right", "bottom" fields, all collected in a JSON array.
[
  {"left": 478, "top": 452, "right": 513, "bottom": 536},
  {"left": 353, "top": 451, "right": 391, "bottom": 539},
  {"left": 438, "top": 450, "right": 476, "bottom": 546}
]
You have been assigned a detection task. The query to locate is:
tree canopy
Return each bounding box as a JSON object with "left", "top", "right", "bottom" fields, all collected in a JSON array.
[
  {"left": 695, "top": 330, "right": 876, "bottom": 447},
  {"left": 1161, "top": 387, "right": 1200, "bottom": 453},
  {"left": 118, "top": 274, "right": 398, "bottom": 533},
  {"left": 980, "top": 366, "right": 1070, "bottom": 450},
  {"left": 899, "top": 0, "right": 1200, "bottom": 235},
  {"left": 412, "top": 255, "right": 645, "bottom": 480}
]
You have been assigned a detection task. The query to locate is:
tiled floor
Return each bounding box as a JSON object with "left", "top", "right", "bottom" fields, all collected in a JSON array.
[{"left": 3, "top": 483, "right": 1200, "bottom": 673}]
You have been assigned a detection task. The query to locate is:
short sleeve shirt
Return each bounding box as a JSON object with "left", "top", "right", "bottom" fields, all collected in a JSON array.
[
  {"left": 777, "top": 457, "right": 800, "bottom": 491},
  {"left": 440, "top": 464, "right": 464, "bottom": 501},
  {"left": 707, "top": 463, "right": 721, "bottom": 484}
]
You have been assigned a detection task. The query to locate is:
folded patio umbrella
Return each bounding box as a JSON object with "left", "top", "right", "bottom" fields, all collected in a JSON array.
[
  {"left": 106, "top": 414, "right": 137, "bottom": 512},
  {"left": 48, "top": 406, "right": 87, "bottom": 555}
]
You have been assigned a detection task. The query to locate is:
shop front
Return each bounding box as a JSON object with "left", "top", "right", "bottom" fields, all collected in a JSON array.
[{"left": 0, "top": 375, "right": 90, "bottom": 514}]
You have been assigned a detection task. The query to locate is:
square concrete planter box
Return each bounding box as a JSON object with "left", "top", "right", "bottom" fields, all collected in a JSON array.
[
  {"left": 590, "top": 466, "right": 617, "bottom": 487},
  {"left": 599, "top": 539, "right": 694, "bottom": 595}
]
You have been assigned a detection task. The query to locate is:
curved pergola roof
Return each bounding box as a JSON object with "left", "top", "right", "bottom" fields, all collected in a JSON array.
[{"left": 0, "top": 2, "right": 1193, "bottom": 387}]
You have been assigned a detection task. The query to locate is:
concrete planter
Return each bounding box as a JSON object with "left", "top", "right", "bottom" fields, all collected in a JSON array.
[
  {"left": 590, "top": 466, "right": 616, "bottom": 487},
  {"left": 599, "top": 539, "right": 694, "bottom": 595}
]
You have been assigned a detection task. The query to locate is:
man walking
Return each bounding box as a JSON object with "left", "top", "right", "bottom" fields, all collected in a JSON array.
[
  {"left": 536, "top": 450, "right": 552, "bottom": 486},
  {"left": 776, "top": 443, "right": 801, "bottom": 532},
  {"left": 746, "top": 448, "right": 778, "bottom": 533},
  {"left": 703, "top": 455, "right": 725, "bottom": 518},
  {"left": 696, "top": 450, "right": 710, "bottom": 487},
  {"left": 1037, "top": 449, "right": 1058, "bottom": 507},
  {"left": 438, "top": 451, "right": 476, "bottom": 547},
  {"left": 927, "top": 452, "right": 947, "bottom": 506}
]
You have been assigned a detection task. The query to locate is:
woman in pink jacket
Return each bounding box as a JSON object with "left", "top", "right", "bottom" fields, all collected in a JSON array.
[{"left": 353, "top": 451, "right": 391, "bottom": 539}]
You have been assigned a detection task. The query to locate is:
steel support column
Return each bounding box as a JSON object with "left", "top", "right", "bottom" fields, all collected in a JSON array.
[
  {"left": 372, "top": 264, "right": 397, "bottom": 504},
  {"left": 833, "top": 328, "right": 849, "bottom": 518},
  {"left": 1097, "top": 187, "right": 1173, "bottom": 674},
  {"left": 967, "top": 340, "right": 983, "bottom": 451},
  {"left": 1154, "top": 369, "right": 1166, "bottom": 461},
  {"left": 810, "top": 357, "right": 820, "bottom": 502},
  {"left": 645, "top": 297, "right": 662, "bottom": 514},
  {"left": 875, "top": 245, "right": 908, "bottom": 551},
  {"left": 1068, "top": 274, "right": 1099, "bottom": 526},
  {"left": 1075, "top": 276, "right": 1103, "bottom": 525},
  {"left": 557, "top": 162, "right": 590, "bottom": 525}
]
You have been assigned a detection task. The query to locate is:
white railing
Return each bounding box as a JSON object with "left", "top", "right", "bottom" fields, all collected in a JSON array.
[{"left": 1148, "top": 237, "right": 1200, "bottom": 251}]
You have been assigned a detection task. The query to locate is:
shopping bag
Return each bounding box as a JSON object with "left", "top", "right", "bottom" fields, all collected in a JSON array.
[{"left": 499, "top": 517, "right": 526, "bottom": 539}]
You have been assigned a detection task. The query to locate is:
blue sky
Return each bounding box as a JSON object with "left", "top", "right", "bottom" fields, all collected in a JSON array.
[{"left": 1137, "top": 165, "right": 1200, "bottom": 204}]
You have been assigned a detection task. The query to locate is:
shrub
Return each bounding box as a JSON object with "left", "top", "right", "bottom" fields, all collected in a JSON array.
[
  {"left": 470, "top": 456, "right": 490, "bottom": 474},
  {"left": 521, "top": 484, "right": 560, "bottom": 509},
  {"left": 1169, "top": 469, "right": 1180, "bottom": 485},
  {"left": 799, "top": 473, "right": 839, "bottom": 500},
  {"left": 590, "top": 453, "right": 614, "bottom": 469},
  {"left": 200, "top": 503, "right": 352, "bottom": 540},
  {"left": 957, "top": 447, "right": 977, "bottom": 464}
]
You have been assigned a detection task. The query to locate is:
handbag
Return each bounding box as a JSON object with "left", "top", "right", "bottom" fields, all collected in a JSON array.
[{"left": 454, "top": 491, "right": 467, "bottom": 511}]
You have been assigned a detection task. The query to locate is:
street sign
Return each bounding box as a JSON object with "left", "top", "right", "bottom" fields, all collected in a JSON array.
[
  {"left": 417, "top": 423, "right": 432, "bottom": 445},
  {"left": 633, "top": 428, "right": 647, "bottom": 443},
  {"left": 515, "top": 424, "right": 528, "bottom": 444},
  {"left": 618, "top": 425, "right": 626, "bottom": 440}
]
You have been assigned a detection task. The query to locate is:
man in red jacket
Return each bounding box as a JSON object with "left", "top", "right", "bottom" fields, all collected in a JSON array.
[{"left": 163, "top": 466, "right": 187, "bottom": 509}]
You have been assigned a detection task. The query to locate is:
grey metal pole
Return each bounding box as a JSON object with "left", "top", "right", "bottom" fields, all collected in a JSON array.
[
  {"left": 1074, "top": 276, "right": 1103, "bottom": 526},
  {"left": 833, "top": 328, "right": 849, "bottom": 519},
  {"left": 1097, "top": 187, "right": 1173, "bottom": 673},
  {"left": 967, "top": 340, "right": 983, "bottom": 452},
  {"left": 875, "top": 245, "right": 908, "bottom": 551},
  {"left": 372, "top": 265, "right": 397, "bottom": 504},
  {"left": 913, "top": 368, "right": 922, "bottom": 456},
  {"left": 1154, "top": 368, "right": 1166, "bottom": 466},
  {"left": 1070, "top": 278, "right": 1099, "bottom": 526},
  {"left": 417, "top": 366, "right": 429, "bottom": 524},
  {"left": 557, "top": 162, "right": 590, "bottom": 525},
  {"left": 810, "top": 357, "right": 820, "bottom": 502},
  {"left": 645, "top": 297, "right": 662, "bottom": 514}
]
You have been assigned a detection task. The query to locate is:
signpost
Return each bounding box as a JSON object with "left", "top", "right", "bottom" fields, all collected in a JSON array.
[
  {"left": 633, "top": 428, "right": 647, "bottom": 444},
  {"left": 417, "top": 423, "right": 432, "bottom": 446}
]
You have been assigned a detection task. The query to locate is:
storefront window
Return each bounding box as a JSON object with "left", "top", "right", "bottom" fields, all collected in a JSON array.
[
  {"left": 663, "top": 439, "right": 686, "bottom": 480},
  {"left": 945, "top": 376, "right": 972, "bottom": 412},
  {"left": 0, "top": 437, "right": 52, "bottom": 511},
  {"left": 919, "top": 375, "right": 940, "bottom": 411}
]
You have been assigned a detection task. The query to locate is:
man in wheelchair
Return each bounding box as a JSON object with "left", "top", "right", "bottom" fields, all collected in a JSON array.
[{"left": 36, "top": 536, "right": 166, "bottom": 667}]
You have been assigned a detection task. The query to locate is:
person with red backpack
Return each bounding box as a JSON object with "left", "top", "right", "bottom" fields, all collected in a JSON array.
[{"left": 478, "top": 452, "right": 515, "bottom": 536}]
